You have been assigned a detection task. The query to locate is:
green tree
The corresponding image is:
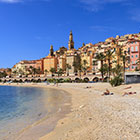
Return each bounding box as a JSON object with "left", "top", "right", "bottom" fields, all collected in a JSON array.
[
  {"left": 110, "top": 64, "right": 123, "bottom": 87},
  {"left": 92, "top": 60, "right": 97, "bottom": 75},
  {"left": 44, "top": 69, "right": 48, "bottom": 76},
  {"left": 66, "top": 64, "right": 71, "bottom": 76},
  {"left": 95, "top": 53, "right": 105, "bottom": 79},
  {"left": 112, "top": 64, "right": 123, "bottom": 77},
  {"left": 83, "top": 59, "right": 88, "bottom": 75},
  {"left": 0, "top": 71, "right": 7, "bottom": 78},
  {"left": 56, "top": 68, "right": 63, "bottom": 77},
  {"left": 121, "top": 51, "right": 128, "bottom": 79},
  {"left": 18, "top": 69, "right": 24, "bottom": 75},
  {"left": 13, "top": 70, "right": 17, "bottom": 76},
  {"left": 99, "top": 64, "right": 108, "bottom": 78},
  {"left": 136, "top": 58, "right": 140, "bottom": 71},
  {"left": 50, "top": 68, "right": 56, "bottom": 77},
  {"left": 73, "top": 54, "right": 82, "bottom": 76},
  {"left": 106, "top": 50, "right": 114, "bottom": 79}
]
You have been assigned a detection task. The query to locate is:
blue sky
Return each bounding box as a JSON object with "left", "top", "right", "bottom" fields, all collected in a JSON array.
[{"left": 0, "top": 0, "right": 140, "bottom": 68}]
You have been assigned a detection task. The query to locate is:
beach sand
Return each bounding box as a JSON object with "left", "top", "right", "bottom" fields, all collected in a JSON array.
[{"left": 1, "top": 82, "right": 140, "bottom": 140}]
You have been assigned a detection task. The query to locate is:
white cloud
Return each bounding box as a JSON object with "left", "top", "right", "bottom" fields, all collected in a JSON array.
[
  {"left": 79, "top": 0, "right": 130, "bottom": 12},
  {"left": 0, "top": 0, "right": 50, "bottom": 3},
  {"left": 0, "top": 0, "right": 22, "bottom": 3}
]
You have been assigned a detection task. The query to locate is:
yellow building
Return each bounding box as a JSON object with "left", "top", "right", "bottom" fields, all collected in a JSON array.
[
  {"left": 58, "top": 56, "right": 66, "bottom": 71},
  {"left": 44, "top": 56, "right": 57, "bottom": 74},
  {"left": 43, "top": 46, "right": 58, "bottom": 74},
  {"left": 66, "top": 54, "right": 76, "bottom": 75}
]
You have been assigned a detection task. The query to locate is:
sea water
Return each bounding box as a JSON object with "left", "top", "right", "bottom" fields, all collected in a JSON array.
[{"left": 0, "top": 85, "right": 69, "bottom": 140}]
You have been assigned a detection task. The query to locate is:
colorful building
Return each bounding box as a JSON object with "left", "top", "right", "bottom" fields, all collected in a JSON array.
[
  {"left": 128, "top": 39, "right": 140, "bottom": 71},
  {"left": 43, "top": 45, "right": 58, "bottom": 75}
]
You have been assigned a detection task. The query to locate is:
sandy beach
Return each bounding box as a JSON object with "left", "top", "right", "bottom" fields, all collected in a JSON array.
[{"left": 1, "top": 82, "right": 140, "bottom": 140}]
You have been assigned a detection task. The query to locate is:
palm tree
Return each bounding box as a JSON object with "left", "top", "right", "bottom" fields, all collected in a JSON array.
[
  {"left": 56, "top": 68, "right": 63, "bottom": 77},
  {"left": 73, "top": 61, "right": 78, "bottom": 75},
  {"left": 50, "top": 68, "right": 56, "bottom": 77},
  {"left": 83, "top": 59, "right": 88, "bottom": 66},
  {"left": 121, "top": 51, "right": 128, "bottom": 79},
  {"left": 32, "top": 68, "right": 37, "bottom": 75},
  {"left": 83, "top": 59, "right": 88, "bottom": 75},
  {"left": 78, "top": 64, "right": 83, "bottom": 79},
  {"left": 66, "top": 64, "right": 71, "bottom": 76},
  {"left": 92, "top": 60, "right": 97, "bottom": 75},
  {"left": 99, "top": 64, "right": 108, "bottom": 78},
  {"left": 73, "top": 56, "right": 83, "bottom": 79},
  {"left": 44, "top": 69, "right": 48, "bottom": 77},
  {"left": 18, "top": 69, "right": 24, "bottom": 76},
  {"left": 73, "top": 55, "right": 81, "bottom": 76},
  {"left": 0, "top": 71, "right": 7, "bottom": 78},
  {"left": 117, "top": 46, "right": 123, "bottom": 65},
  {"left": 136, "top": 58, "right": 140, "bottom": 71},
  {"left": 112, "top": 64, "right": 123, "bottom": 78},
  {"left": 106, "top": 50, "right": 114, "bottom": 79},
  {"left": 95, "top": 53, "right": 105, "bottom": 79}
]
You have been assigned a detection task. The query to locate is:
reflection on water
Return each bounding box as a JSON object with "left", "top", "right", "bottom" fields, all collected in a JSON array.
[{"left": 0, "top": 86, "right": 69, "bottom": 140}]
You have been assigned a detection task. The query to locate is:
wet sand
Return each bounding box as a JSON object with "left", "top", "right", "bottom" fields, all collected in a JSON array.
[
  {"left": 0, "top": 84, "right": 71, "bottom": 140},
  {"left": 1, "top": 82, "right": 140, "bottom": 140}
]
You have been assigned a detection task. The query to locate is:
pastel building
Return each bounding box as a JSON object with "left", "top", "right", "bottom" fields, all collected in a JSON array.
[
  {"left": 128, "top": 39, "right": 140, "bottom": 71},
  {"left": 43, "top": 45, "right": 58, "bottom": 74}
]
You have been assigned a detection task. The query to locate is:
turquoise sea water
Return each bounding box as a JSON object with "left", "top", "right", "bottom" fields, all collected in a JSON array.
[{"left": 0, "top": 85, "right": 69, "bottom": 140}]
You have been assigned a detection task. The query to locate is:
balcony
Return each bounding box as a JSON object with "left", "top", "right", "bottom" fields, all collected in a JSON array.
[{"left": 131, "top": 51, "right": 138, "bottom": 53}]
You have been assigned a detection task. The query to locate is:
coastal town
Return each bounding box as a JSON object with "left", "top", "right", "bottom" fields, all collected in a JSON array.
[{"left": 0, "top": 31, "right": 140, "bottom": 85}]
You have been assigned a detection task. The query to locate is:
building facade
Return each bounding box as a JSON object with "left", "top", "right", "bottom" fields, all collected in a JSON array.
[{"left": 128, "top": 39, "right": 140, "bottom": 71}]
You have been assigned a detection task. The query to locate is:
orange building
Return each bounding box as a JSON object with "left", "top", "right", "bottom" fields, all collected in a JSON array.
[{"left": 43, "top": 45, "right": 58, "bottom": 74}]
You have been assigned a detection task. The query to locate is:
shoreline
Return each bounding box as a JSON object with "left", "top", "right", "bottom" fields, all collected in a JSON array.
[
  {"left": 1, "top": 83, "right": 140, "bottom": 140},
  {"left": 0, "top": 83, "right": 71, "bottom": 140}
]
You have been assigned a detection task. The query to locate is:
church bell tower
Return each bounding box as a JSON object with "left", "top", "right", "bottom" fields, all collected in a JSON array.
[
  {"left": 68, "top": 31, "right": 74, "bottom": 50},
  {"left": 50, "top": 45, "right": 54, "bottom": 56}
]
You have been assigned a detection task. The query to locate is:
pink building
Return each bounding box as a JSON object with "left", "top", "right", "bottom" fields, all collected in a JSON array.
[{"left": 128, "top": 39, "right": 140, "bottom": 71}]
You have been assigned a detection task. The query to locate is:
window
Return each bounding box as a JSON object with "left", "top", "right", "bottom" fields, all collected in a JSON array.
[
  {"left": 136, "top": 46, "right": 138, "bottom": 51},
  {"left": 128, "top": 48, "right": 130, "bottom": 53},
  {"left": 132, "top": 55, "right": 133, "bottom": 58},
  {"left": 132, "top": 42, "right": 133, "bottom": 44},
  {"left": 131, "top": 46, "right": 134, "bottom": 52},
  {"left": 134, "top": 66, "right": 136, "bottom": 69},
  {"left": 132, "top": 66, "right": 134, "bottom": 69},
  {"left": 136, "top": 55, "right": 138, "bottom": 58}
]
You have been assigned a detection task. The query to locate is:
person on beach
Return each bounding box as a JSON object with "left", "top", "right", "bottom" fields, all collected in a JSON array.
[
  {"left": 102, "top": 89, "right": 114, "bottom": 96},
  {"left": 124, "top": 86, "right": 132, "bottom": 90},
  {"left": 122, "top": 92, "right": 137, "bottom": 96}
]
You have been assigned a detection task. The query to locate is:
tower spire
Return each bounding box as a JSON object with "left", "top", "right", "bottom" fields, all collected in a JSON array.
[
  {"left": 50, "top": 45, "right": 54, "bottom": 56},
  {"left": 68, "top": 31, "right": 74, "bottom": 50}
]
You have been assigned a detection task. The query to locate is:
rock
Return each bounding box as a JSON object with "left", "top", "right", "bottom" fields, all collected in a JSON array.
[
  {"left": 79, "top": 105, "right": 85, "bottom": 109},
  {"left": 89, "top": 118, "right": 92, "bottom": 120},
  {"left": 65, "top": 133, "right": 68, "bottom": 137}
]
